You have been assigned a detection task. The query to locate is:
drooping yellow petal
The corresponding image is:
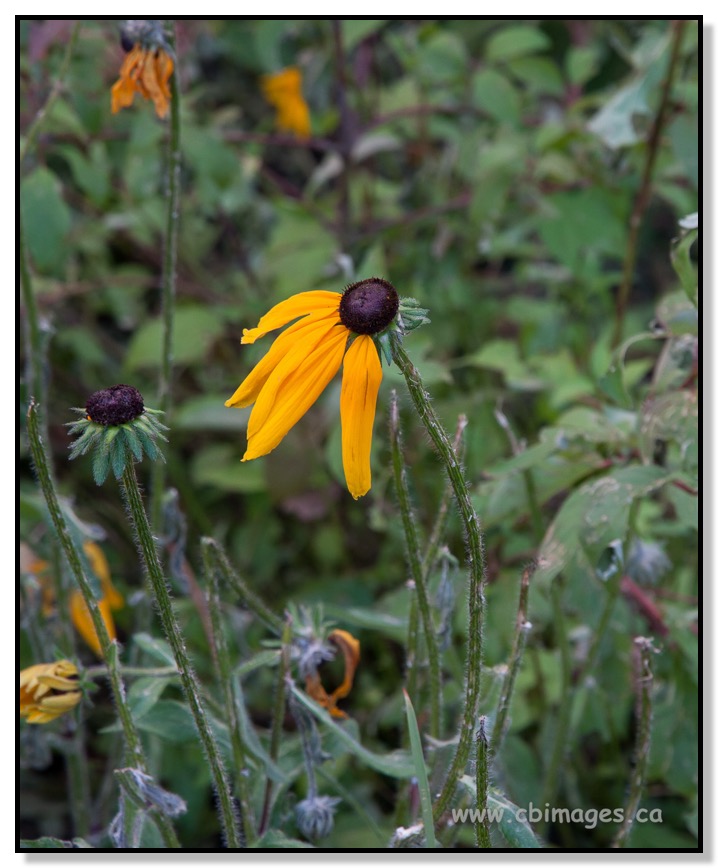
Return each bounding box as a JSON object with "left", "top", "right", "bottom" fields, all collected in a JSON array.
[
  {"left": 225, "top": 310, "right": 340, "bottom": 409},
  {"left": 244, "top": 324, "right": 348, "bottom": 460},
  {"left": 139, "top": 49, "right": 172, "bottom": 119},
  {"left": 340, "top": 335, "right": 382, "bottom": 499},
  {"left": 111, "top": 44, "right": 144, "bottom": 113},
  {"left": 241, "top": 291, "right": 340, "bottom": 345},
  {"left": 84, "top": 542, "right": 124, "bottom": 611},
  {"left": 69, "top": 591, "right": 116, "bottom": 659},
  {"left": 261, "top": 67, "right": 303, "bottom": 103}
]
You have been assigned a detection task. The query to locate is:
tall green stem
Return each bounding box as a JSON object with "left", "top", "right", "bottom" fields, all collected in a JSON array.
[
  {"left": 389, "top": 332, "right": 487, "bottom": 822},
  {"left": 204, "top": 546, "right": 255, "bottom": 844},
  {"left": 151, "top": 21, "right": 182, "bottom": 528},
  {"left": 389, "top": 390, "right": 442, "bottom": 739},
  {"left": 120, "top": 462, "right": 241, "bottom": 849},
  {"left": 612, "top": 638, "right": 656, "bottom": 848},
  {"left": 26, "top": 402, "right": 180, "bottom": 849},
  {"left": 474, "top": 717, "right": 491, "bottom": 849}
]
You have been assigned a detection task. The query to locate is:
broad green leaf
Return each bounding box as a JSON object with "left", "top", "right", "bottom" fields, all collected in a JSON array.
[
  {"left": 175, "top": 395, "right": 250, "bottom": 432},
  {"left": 20, "top": 838, "right": 92, "bottom": 849},
  {"left": 342, "top": 20, "right": 386, "bottom": 52},
  {"left": 132, "top": 633, "right": 176, "bottom": 667},
  {"left": 191, "top": 444, "right": 266, "bottom": 493},
  {"left": 459, "top": 776, "right": 542, "bottom": 848},
  {"left": 252, "top": 830, "right": 314, "bottom": 849},
  {"left": 485, "top": 26, "right": 550, "bottom": 61},
  {"left": 127, "top": 675, "right": 175, "bottom": 720},
  {"left": 20, "top": 167, "right": 72, "bottom": 275},
  {"left": 124, "top": 307, "right": 225, "bottom": 371},
  {"left": 472, "top": 69, "right": 521, "bottom": 126}
]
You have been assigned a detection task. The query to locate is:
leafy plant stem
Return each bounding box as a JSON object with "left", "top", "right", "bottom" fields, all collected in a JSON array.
[
  {"left": 120, "top": 462, "right": 241, "bottom": 849},
  {"left": 390, "top": 389, "right": 442, "bottom": 740},
  {"left": 26, "top": 402, "right": 181, "bottom": 849},
  {"left": 204, "top": 545, "right": 255, "bottom": 844},
  {"left": 491, "top": 561, "right": 534, "bottom": 754},
  {"left": 389, "top": 332, "right": 487, "bottom": 823},
  {"left": 612, "top": 19, "right": 686, "bottom": 347},
  {"left": 612, "top": 638, "right": 656, "bottom": 848}
]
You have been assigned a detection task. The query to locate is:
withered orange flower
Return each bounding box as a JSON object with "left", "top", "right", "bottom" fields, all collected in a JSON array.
[
  {"left": 111, "top": 44, "right": 174, "bottom": 119},
  {"left": 305, "top": 629, "right": 361, "bottom": 719}
]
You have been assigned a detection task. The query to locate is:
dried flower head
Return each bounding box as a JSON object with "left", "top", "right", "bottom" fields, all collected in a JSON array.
[{"left": 111, "top": 20, "right": 174, "bottom": 118}]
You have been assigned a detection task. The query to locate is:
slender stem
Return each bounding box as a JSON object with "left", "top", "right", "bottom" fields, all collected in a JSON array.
[
  {"left": 389, "top": 390, "right": 442, "bottom": 739},
  {"left": 612, "top": 20, "right": 686, "bottom": 347},
  {"left": 494, "top": 406, "right": 543, "bottom": 541},
  {"left": 612, "top": 638, "right": 656, "bottom": 848},
  {"left": 204, "top": 546, "right": 255, "bottom": 845},
  {"left": 201, "top": 537, "right": 283, "bottom": 635},
  {"left": 26, "top": 402, "right": 181, "bottom": 849},
  {"left": 491, "top": 561, "right": 534, "bottom": 754},
  {"left": 474, "top": 717, "right": 491, "bottom": 849},
  {"left": 541, "top": 578, "right": 573, "bottom": 817},
  {"left": 151, "top": 20, "right": 182, "bottom": 528},
  {"left": 259, "top": 620, "right": 292, "bottom": 837},
  {"left": 389, "top": 332, "right": 487, "bottom": 823},
  {"left": 20, "top": 21, "right": 81, "bottom": 164},
  {"left": 120, "top": 462, "right": 241, "bottom": 849}
]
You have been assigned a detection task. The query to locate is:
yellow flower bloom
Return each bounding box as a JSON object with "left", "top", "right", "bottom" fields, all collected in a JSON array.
[
  {"left": 20, "top": 660, "right": 82, "bottom": 725},
  {"left": 225, "top": 279, "right": 399, "bottom": 499},
  {"left": 111, "top": 43, "right": 174, "bottom": 119},
  {"left": 305, "top": 629, "right": 361, "bottom": 719},
  {"left": 69, "top": 542, "right": 125, "bottom": 659},
  {"left": 261, "top": 67, "right": 311, "bottom": 139}
]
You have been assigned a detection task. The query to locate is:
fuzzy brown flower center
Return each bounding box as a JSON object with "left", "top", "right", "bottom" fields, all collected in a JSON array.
[
  {"left": 85, "top": 385, "right": 144, "bottom": 426},
  {"left": 338, "top": 278, "right": 399, "bottom": 335}
]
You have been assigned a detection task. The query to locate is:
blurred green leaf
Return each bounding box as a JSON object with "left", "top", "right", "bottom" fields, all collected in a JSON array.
[
  {"left": 485, "top": 26, "right": 551, "bottom": 62},
  {"left": 21, "top": 167, "right": 71, "bottom": 275},
  {"left": 124, "top": 307, "right": 225, "bottom": 371},
  {"left": 472, "top": 69, "right": 521, "bottom": 125}
]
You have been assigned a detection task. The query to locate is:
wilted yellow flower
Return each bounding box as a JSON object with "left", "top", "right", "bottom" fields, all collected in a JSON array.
[
  {"left": 261, "top": 67, "right": 311, "bottom": 139},
  {"left": 69, "top": 542, "right": 125, "bottom": 658},
  {"left": 226, "top": 279, "right": 399, "bottom": 499},
  {"left": 305, "top": 629, "right": 360, "bottom": 719},
  {"left": 111, "top": 38, "right": 174, "bottom": 118},
  {"left": 20, "top": 660, "right": 82, "bottom": 724}
]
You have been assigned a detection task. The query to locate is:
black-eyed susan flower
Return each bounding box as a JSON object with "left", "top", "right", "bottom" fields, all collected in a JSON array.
[
  {"left": 111, "top": 20, "right": 174, "bottom": 119},
  {"left": 20, "top": 660, "right": 82, "bottom": 724},
  {"left": 304, "top": 628, "right": 361, "bottom": 719},
  {"left": 226, "top": 278, "right": 400, "bottom": 499},
  {"left": 69, "top": 542, "right": 125, "bottom": 659},
  {"left": 68, "top": 384, "right": 167, "bottom": 485},
  {"left": 261, "top": 67, "right": 311, "bottom": 139}
]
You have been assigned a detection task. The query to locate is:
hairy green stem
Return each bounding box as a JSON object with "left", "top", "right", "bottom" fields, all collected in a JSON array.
[
  {"left": 390, "top": 390, "right": 442, "bottom": 739},
  {"left": 201, "top": 537, "right": 283, "bottom": 635},
  {"left": 120, "top": 462, "right": 241, "bottom": 849},
  {"left": 259, "top": 621, "right": 292, "bottom": 837},
  {"left": 541, "top": 578, "right": 573, "bottom": 818},
  {"left": 204, "top": 546, "right": 255, "bottom": 845},
  {"left": 151, "top": 21, "right": 182, "bottom": 528},
  {"left": 26, "top": 402, "right": 180, "bottom": 849},
  {"left": 612, "top": 19, "right": 686, "bottom": 347},
  {"left": 492, "top": 561, "right": 534, "bottom": 754},
  {"left": 474, "top": 717, "right": 491, "bottom": 849},
  {"left": 389, "top": 332, "right": 487, "bottom": 823},
  {"left": 612, "top": 638, "right": 656, "bottom": 848}
]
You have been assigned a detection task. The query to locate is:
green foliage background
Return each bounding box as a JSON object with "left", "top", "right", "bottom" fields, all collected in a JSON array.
[{"left": 20, "top": 18, "right": 699, "bottom": 850}]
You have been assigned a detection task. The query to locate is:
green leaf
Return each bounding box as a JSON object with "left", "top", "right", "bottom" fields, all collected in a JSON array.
[
  {"left": 175, "top": 395, "right": 250, "bottom": 432},
  {"left": 472, "top": 69, "right": 521, "bottom": 126},
  {"left": 20, "top": 167, "right": 72, "bottom": 276},
  {"left": 671, "top": 226, "right": 698, "bottom": 307},
  {"left": 124, "top": 306, "right": 225, "bottom": 371},
  {"left": 252, "top": 830, "right": 315, "bottom": 849},
  {"left": 485, "top": 26, "right": 551, "bottom": 61},
  {"left": 342, "top": 20, "right": 386, "bottom": 52},
  {"left": 459, "top": 777, "right": 542, "bottom": 848},
  {"left": 290, "top": 684, "right": 414, "bottom": 779},
  {"left": 403, "top": 690, "right": 436, "bottom": 848},
  {"left": 20, "top": 837, "right": 92, "bottom": 849},
  {"left": 133, "top": 632, "right": 176, "bottom": 667},
  {"left": 127, "top": 675, "right": 175, "bottom": 720},
  {"left": 191, "top": 444, "right": 266, "bottom": 493}
]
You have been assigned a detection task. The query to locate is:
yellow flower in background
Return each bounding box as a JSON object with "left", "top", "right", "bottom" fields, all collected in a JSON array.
[
  {"left": 225, "top": 278, "right": 399, "bottom": 499},
  {"left": 305, "top": 629, "right": 361, "bottom": 719},
  {"left": 261, "top": 67, "right": 311, "bottom": 139},
  {"left": 69, "top": 542, "right": 125, "bottom": 658},
  {"left": 20, "top": 660, "right": 82, "bottom": 724}
]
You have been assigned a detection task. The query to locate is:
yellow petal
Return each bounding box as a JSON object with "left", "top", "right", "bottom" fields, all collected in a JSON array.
[
  {"left": 327, "top": 629, "right": 361, "bottom": 701},
  {"left": 340, "top": 335, "right": 382, "bottom": 499},
  {"left": 261, "top": 67, "right": 302, "bottom": 103},
  {"left": 225, "top": 310, "right": 339, "bottom": 409},
  {"left": 69, "top": 591, "right": 116, "bottom": 658},
  {"left": 241, "top": 291, "right": 340, "bottom": 345},
  {"left": 83, "top": 542, "right": 124, "bottom": 610},
  {"left": 244, "top": 323, "right": 348, "bottom": 460}
]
